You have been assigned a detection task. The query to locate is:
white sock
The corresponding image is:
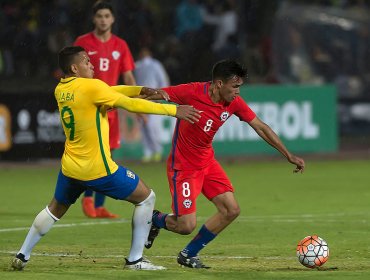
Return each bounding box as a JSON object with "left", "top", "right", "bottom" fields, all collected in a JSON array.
[
  {"left": 18, "top": 206, "right": 59, "bottom": 260},
  {"left": 127, "top": 190, "right": 155, "bottom": 262}
]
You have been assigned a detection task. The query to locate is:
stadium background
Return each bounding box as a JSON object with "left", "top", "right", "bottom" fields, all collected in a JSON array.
[
  {"left": 1, "top": 1, "right": 370, "bottom": 278},
  {"left": 0, "top": 0, "right": 369, "bottom": 160}
]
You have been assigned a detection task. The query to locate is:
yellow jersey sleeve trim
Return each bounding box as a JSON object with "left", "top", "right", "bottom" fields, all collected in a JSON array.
[{"left": 111, "top": 85, "right": 143, "bottom": 97}]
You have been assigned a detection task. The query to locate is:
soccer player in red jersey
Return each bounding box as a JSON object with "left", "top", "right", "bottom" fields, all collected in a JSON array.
[
  {"left": 74, "top": 1, "right": 136, "bottom": 218},
  {"left": 145, "top": 60, "right": 305, "bottom": 268}
]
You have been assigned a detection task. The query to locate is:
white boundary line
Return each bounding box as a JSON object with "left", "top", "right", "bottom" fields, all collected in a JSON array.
[
  {"left": 0, "top": 219, "right": 129, "bottom": 233},
  {"left": 0, "top": 212, "right": 366, "bottom": 233},
  {"left": 0, "top": 250, "right": 293, "bottom": 260}
]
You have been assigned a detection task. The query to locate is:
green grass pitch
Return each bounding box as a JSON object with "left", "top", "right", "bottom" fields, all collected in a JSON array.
[{"left": 1, "top": 159, "right": 370, "bottom": 279}]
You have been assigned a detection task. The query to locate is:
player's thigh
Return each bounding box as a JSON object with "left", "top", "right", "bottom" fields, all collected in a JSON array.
[
  {"left": 48, "top": 197, "right": 71, "bottom": 219},
  {"left": 125, "top": 179, "right": 151, "bottom": 204},
  {"left": 167, "top": 167, "right": 204, "bottom": 216},
  {"left": 88, "top": 166, "right": 148, "bottom": 204},
  {"left": 54, "top": 170, "right": 86, "bottom": 205},
  {"left": 202, "top": 160, "right": 234, "bottom": 200}
]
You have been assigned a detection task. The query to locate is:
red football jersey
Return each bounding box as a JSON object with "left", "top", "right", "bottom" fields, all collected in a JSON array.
[
  {"left": 74, "top": 32, "right": 135, "bottom": 149},
  {"left": 163, "top": 82, "right": 256, "bottom": 170},
  {"left": 74, "top": 32, "right": 135, "bottom": 85}
]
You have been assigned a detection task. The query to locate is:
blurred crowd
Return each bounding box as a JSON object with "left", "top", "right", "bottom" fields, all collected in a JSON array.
[
  {"left": 0, "top": 0, "right": 246, "bottom": 85},
  {"left": 0, "top": 0, "right": 369, "bottom": 97},
  {"left": 0, "top": 0, "right": 87, "bottom": 84},
  {"left": 272, "top": 0, "right": 370, "bottom": 98}
]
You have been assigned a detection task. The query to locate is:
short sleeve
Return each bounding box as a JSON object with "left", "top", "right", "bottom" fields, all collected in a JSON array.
[
  {"left": 162, "top": 83, "right": 197, "bottom": 105},
  {"left": 87, "top": 79, "right": 122, "bottom": 107},
  {"left": 233, "top": 97, "right": 256, "bottom": 123}
]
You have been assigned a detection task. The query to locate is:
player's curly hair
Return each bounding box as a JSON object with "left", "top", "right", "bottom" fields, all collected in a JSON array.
[
  {"left": 58, "top": 46, "right": 86, "bottom": 74},
  {"left": 212, "top": 60, "right": 248, "bottom": 82}
]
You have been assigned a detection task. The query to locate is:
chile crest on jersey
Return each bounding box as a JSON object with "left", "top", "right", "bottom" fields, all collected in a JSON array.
[
  {"left": 220, "top": 111, "right": 230, "bottom": 121},
  {"left": 112, "top": 50, "right": 120, "bottom": 60}
]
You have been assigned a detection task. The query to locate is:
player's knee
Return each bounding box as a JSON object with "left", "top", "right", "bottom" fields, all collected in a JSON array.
[
  {"left": 146, "top": 189, "right": 156, "bottom": 205},
  {"left": 177, "top": 226, "right": 195, "bottom": 235},
  {"left": 221, "top": 205, "right": 240, "bottom": 221},
  {"left": 138, "top": 189, "right": 156, "bottom": 206},
  {"left": 177, "top": 220, "right": 196, "bottom": 235},
  {"left": 229, "top": 205, "right": 241, "bottom": 220}
]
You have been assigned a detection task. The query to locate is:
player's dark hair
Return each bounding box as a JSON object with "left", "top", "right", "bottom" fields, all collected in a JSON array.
[
  {"left": 58, "top": 46, "right": 86, "bottom": 74},
  {"left": 92, "top": 0, "right": 114, "bottom": 15},
  {"left": 212, "top": 60, "right": 248, "bottom": 82}
]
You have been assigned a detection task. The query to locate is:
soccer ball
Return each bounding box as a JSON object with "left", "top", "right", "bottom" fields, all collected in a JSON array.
[{"left": 296, "top": 235, "right": 329, "bottom": 268}]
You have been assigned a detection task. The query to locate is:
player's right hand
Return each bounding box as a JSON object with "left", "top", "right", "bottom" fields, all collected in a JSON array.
[
  {"left": 175, "top": 105, "right": 201, "bottom": 124},
  {"left": 288, "top": 154, "right": 305, "bottom": 173}
]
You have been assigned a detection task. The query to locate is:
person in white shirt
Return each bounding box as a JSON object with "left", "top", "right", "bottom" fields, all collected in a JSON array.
[
  {"left": 201, "top": 2, "right": 237, "bottom": 53},
  {"left": 134, "top": 47, "right": 170, "bottom": 162}
]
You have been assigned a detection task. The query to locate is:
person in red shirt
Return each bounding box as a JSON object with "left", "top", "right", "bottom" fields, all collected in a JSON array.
[
  {"left": 74, "top": 1, "right": 136, "bottom": 218},
  {"left": 144, "top": 59, "right": 305, "bottom": 268}
]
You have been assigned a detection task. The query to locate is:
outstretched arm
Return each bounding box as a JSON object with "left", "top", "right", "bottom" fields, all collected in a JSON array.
[
  {"left": 248, "top": 116, "right": 305, "bottom": 173},
  {"left": 92, "top": 79, "right": 199, "bottom": 123},
  {"left": 138, "top": 89, "right": 169, "bottom": 101},
  {"left": 113, "top": 95, "right": 200, "bottom": 124},
  {"left": 111, "top": 85, "right": 142, "bottom": 97},
  {"left": 111, "top": 86, "right": 169, "bottom": 100}
]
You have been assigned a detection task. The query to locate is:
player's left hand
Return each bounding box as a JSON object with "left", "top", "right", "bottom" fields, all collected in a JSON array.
[
  {"left": 140, "top": 88, "right": 169, "bottom": 101},
  {"left": 156, "top": 89, "right": 169, "bottom": 101}
]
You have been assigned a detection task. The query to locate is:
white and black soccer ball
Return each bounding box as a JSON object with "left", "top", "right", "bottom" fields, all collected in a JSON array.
[{"left": 296, "top": 235, "right": 329, "bottom": 268}]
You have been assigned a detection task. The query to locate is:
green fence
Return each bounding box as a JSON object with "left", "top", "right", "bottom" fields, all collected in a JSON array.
[{"left": 113, "top": 85, "right": 337, "bottom": 161}]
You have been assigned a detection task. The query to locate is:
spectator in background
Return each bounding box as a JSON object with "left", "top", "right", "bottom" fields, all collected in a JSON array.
[
  {"left": 48, "top": 25, "right": 74, "bottom": 79},
  {"left": 74, "top": 0, "right": 136, "bottom": 219},
  {"left": 12, "top": 17, "right": 38, "bottom": 78},
  {"left": 201, "top": 0, "right": 238, "bottom": 59},
  {"left": 174, "top": 0, "right": 209, "bottom": 80},
  {"left": 175, "top": 0, "right": 203, "bottom": 39},
  {"left": 116, "top": 1, "right": 155, "bottom": 53},
  {"left": 134, "top": 47, "right": 170, "bottom": 163},
  {"left": 0, "top": 2, "right": 16, "bottom": 77},
  {"left": 161, "top": 36, "right": 184, "bottom": 85},
  {"left": 276, "top": 25, "right": 321, "bottom": 84}
]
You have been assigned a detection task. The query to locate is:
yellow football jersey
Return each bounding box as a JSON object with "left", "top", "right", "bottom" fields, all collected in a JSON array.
[{"left": 55, "top": 77, "right": 176, "bottom": 180}]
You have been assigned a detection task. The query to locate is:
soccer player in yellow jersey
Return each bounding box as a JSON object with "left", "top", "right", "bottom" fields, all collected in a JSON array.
[{"left": 11, "top": 46, "right": 201, "bottom": 271}]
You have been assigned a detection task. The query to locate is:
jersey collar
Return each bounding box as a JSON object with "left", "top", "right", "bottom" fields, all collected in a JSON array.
[{"left": 60, "top": 77, "right": 77, "bottom": 84}]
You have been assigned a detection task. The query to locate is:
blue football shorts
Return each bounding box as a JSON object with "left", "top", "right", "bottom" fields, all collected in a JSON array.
[{"left": 54, "top": 166, "right": 140, "bottom": 205}]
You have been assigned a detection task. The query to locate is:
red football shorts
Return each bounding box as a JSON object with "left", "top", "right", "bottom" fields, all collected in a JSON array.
[
  {"left": 167, "top": 159, "right": 234, "bottom": 216},
  {"left": 108, "top": 109, "right": 120, "bottom": 149}
]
